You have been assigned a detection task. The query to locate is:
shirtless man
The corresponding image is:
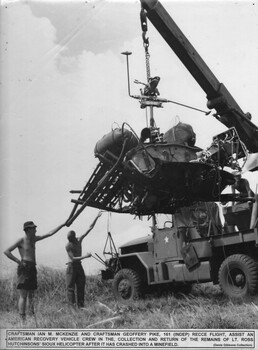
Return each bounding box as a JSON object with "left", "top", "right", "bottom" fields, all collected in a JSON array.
[
  {"left": 4, "top": 220, "right": 66, "bottom": 321},
  {"left": 233, "top": 173, "right": 254, "bottom": 199},
  {"left": 65, "top": 211, "right": 102, "bottom": 308}
]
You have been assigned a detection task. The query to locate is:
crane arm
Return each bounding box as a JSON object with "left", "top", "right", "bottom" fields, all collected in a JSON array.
[{"left": 140, "top": 0, "right": 258, "bottom": 153}]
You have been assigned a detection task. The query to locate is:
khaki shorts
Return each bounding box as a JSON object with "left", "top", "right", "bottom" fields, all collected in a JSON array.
[{"left": 17, "top": 260, "right": 37, "bottom": 290}]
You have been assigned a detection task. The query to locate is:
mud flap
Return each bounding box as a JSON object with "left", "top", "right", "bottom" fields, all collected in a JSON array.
[
  {"left": 181, "top": 243, "right": 200, "bottom": 271},
  {"left": 101, "top": 269, "right": 114, "bottom": 280}
]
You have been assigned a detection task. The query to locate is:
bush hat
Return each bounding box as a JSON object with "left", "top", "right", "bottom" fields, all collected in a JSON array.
[{"left": 23, "top": 221, "right": 37, "bottom": 230}]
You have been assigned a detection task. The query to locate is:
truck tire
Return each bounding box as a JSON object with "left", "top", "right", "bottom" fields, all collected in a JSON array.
[
  {"left": 219, "top": 254, "right": 258, "bottom": 299},
  {"left": 113, "top": 268, "right": 143, "bottom": 301}
]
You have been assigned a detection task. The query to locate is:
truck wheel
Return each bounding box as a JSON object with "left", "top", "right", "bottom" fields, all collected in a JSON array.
[
  {"left": 219, "top": 254, "right": 258, "bottom": 299},
  {"left": 113, "top": 268, "right": 143, "bottom": 301}
]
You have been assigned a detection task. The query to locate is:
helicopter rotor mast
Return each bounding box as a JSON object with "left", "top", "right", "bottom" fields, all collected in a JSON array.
[
  {"left": 122, "top": 5, "right": 165, "bottom": 141},
  {"left": 140, "top": 0, "right": 258, "bottom": 153},
  {"left": 122, "top": 3, "right": 212, "bottom": 141}
]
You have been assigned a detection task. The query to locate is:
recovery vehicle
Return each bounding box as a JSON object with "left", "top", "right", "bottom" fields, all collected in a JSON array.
[{"left": 68, "top": 0, "right": 258, "bottom": 300}]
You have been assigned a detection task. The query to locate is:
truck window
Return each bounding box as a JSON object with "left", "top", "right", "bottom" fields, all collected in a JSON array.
[{"left": 155, "top": 214, "right": 173, "bottom": 229}]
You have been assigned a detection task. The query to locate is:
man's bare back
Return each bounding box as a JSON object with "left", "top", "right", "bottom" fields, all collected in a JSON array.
[{"left": 66, "top": 239, "right": 82, "bottom": 263}]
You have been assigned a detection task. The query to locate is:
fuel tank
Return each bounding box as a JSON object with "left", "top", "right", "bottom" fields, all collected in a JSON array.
[{"left": 94, "top": 128, "right": 138, "bottom": 157}]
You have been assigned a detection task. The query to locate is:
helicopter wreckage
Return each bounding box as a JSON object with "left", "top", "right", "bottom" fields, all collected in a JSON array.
[{"left": 66, "top": 2, "right": 258, "bottom": 226}]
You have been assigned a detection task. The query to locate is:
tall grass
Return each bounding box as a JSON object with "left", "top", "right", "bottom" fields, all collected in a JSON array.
[{"left": 0, "top": 265, "right": 257, "bottom": 329}]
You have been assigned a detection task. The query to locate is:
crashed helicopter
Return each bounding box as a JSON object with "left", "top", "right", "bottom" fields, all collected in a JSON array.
[{"left": 66, "top": 0, "right": 258, "bottom": 227}]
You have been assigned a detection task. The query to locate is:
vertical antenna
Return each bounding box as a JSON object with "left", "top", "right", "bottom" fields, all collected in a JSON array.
[{"left": 121, "top": 51, "right": 132, "bottom": 97}]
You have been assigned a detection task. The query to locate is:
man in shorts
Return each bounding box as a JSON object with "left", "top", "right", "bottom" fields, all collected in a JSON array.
[
  {"left": 65, "top": 211, "right": 102, "bottom": 308},
  {"left": 4, "top": 220, "right": 66, "bottom": 321}
]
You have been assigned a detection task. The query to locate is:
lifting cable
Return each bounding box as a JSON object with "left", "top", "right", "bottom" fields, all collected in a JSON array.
[
  {"left": 107, "top": 211, "right": 111, "bottom": 235},
  {"left": 140, "top": 8, "right": 151, "bottom": 81},
  {"left": 105, "top": 212, "right": 123, "bottom": 273},
  {"left": 104, "top": 212, "right": 119, "bottom": 259},
  {"left": 140, "top": 7, "right": 210, "bottom": 116},
  {"left": 92, "top": 212, "right": 118, "bottom": 267},
  {"left": 104, "top": 212, "right": 113, "bottom": 256}
]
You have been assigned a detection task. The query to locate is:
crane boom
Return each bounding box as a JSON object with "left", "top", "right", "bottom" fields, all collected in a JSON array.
[{"left": 140, "top": 0, "right": 258, "bottom": 153}]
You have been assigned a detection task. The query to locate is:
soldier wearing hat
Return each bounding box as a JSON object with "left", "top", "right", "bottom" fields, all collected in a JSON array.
[
  {"left": 4, "top": 220, "right": 66, "bottom": 321},
  {"left": 231, "top": 171, "right": 254, "bottom": 199}
]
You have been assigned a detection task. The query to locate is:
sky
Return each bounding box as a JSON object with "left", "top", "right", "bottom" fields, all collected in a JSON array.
[{"left": 1, "top": 0, "right": 258, "bottom": 276}]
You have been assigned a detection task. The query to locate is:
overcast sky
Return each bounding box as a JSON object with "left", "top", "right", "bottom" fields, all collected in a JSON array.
[{"left": 1, "top": 0, "right": 258, "bottom": 276}]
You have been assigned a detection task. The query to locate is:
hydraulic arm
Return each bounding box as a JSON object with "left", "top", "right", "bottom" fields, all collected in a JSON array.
[{"left": 140, "top": 0, "right": 258, "bottom": 153}]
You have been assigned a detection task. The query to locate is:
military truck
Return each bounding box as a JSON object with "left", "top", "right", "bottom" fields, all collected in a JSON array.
[{"left": 103, "top": 200, "right": 258, "bottom": 300}]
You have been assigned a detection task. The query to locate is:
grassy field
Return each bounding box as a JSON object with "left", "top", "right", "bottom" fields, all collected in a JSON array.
[{"left": 0, "top": 265, "right": 257, "bottom": 329}]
